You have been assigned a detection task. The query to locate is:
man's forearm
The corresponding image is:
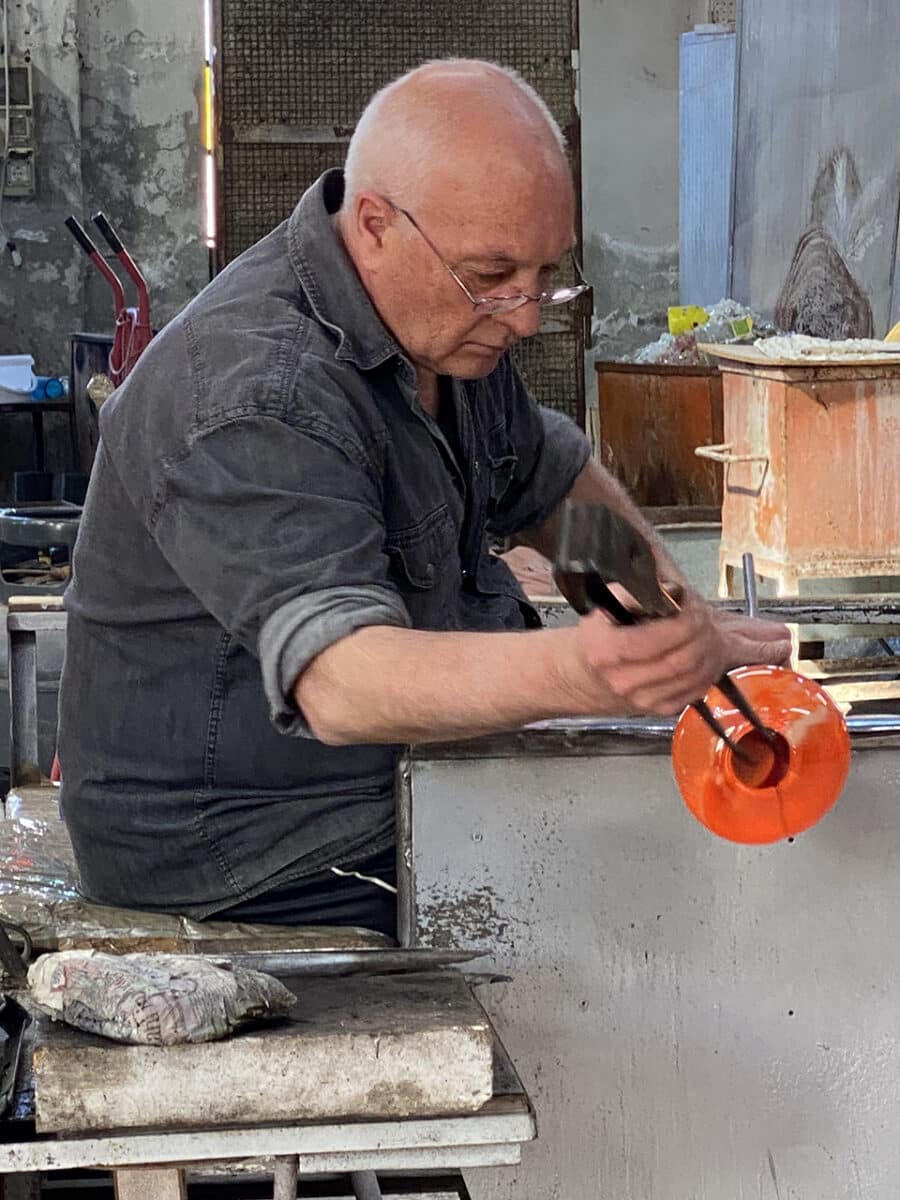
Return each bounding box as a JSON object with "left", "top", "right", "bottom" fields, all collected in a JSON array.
[
  {"left": 294, "top": 594, "right": 792, "bottom": 747},
  {"left": 294, "top": 623, "right": 591, "bottom": 746}
]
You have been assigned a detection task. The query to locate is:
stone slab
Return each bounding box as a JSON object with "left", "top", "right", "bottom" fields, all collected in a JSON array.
[{"left": 33, "top": 972, "right": 493, "bottom": 1134}]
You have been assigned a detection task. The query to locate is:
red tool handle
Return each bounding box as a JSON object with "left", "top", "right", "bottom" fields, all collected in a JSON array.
[
  {"left": 64, "top": 216, "right": 127, "bottom": 318},
  {"left": 91, "top": 211, "right": 150, "bottom": 331}
]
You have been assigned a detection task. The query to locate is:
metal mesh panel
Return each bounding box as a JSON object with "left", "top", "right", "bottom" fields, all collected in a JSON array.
[
  {"left": 220, "top": 0, "right": 575, "bottom": 131},
  {"left": 512, "top": 329, "right": 582, "bottom": 411},
  {"left": 222, "top": 143, "right": 343, "bottom": 260},
  {"left": 217, "top": 0, "right": 582, "bottom": 419}
]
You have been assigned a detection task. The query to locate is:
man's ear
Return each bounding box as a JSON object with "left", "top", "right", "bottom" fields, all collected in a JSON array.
[{"left": 352, "top": 192, "right": 394, "bottom": 269}]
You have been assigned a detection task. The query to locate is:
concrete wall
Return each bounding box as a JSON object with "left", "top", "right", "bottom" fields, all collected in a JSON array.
[
  {"left": 580, "top": 0, "right": 695, "bottom": 360},
  {"left": 0, "top": 0, "right": 205, "bottom": 487}
]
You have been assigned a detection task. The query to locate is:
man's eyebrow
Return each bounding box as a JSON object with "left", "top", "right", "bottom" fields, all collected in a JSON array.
[
  {"left": 458, "top": 253, "right": 518, "bottom": 268},
  {"left": 459, "top": 253, "right": 563, "bottom": 271}
]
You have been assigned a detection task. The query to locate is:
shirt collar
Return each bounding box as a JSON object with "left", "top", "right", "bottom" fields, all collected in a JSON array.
[{"left": 288, "top": 168, "right": 401, "bottom": 371}]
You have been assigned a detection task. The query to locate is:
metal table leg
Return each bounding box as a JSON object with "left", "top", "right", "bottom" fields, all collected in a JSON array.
[
  {"left": 30, "top": 412, "right": 44, "bottom": 474},
  {"left": 273, "top": 1155, "right": 299, "bottom": 1199},
  {"left": 351, "top": 1173, "right": 384, "bottom": 1200},
  {"left": 8, "top": 624, "right": 39, "bottom": 786}
]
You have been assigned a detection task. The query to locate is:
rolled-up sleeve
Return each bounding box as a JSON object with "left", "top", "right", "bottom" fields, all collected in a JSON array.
[
  {"left": 148, "top": 415, "right": 410, "bottom": 736},
  {"left": 487, "top": 358, "right": 592, "bottom": 538}
]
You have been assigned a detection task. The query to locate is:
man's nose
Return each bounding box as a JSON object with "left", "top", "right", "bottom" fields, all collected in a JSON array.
[{"left": 493, "top": 299, "right": 542, "bottom": 340}]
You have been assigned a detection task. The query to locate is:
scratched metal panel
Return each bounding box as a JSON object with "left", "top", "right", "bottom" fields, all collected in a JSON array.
[
  {"left": 678, "top": 30, "right": 736, "bottom": 305},
  {"left": 731, "top": 0, "right": 900, "bottom": 333},
  {"left": 409, "top": 746, "right": 900, "bottom": 1198},
  {"left": 216, "top": 0, "right": 585, "bottom": 421}
]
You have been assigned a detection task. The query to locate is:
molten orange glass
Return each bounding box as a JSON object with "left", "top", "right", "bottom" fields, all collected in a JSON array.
[{"left": 672, "top": 665, "right": 851, "bottom": 844}]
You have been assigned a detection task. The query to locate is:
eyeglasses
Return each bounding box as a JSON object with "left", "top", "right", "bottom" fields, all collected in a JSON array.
[{"left": 386, "top": 200, "right": 591, "bottom": 316}]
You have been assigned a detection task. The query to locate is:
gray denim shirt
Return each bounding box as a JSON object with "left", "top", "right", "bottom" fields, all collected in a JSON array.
[{"left": 58, "top": 169, "right": 591, "bottom": 918}]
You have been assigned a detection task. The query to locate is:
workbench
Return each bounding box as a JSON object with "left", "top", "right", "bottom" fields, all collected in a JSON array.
[{"left": 0, "top": 974, "right": 534, "bottom": 1199}]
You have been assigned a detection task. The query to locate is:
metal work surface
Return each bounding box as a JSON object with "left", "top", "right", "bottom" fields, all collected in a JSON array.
[
  {"left": 215, "top": 0, "right": 586, "bottom": 421},
  {"left": 408, "top": 732, "right": 900, "bottom": 1198}
]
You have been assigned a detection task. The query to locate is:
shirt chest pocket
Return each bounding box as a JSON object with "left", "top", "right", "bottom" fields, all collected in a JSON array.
[
  {"left": 485, "top": 426, "right": 519, "bottom": 516},
  {"left": 385, "top": 504, "right": 457, "bottom": 597}
]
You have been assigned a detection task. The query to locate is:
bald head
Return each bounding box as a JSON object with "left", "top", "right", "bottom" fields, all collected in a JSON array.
[
  {"left": 341, "top": 59, "right": 571, "bottom": 215},
  {"left": 336, "top": 61, "right": 578, "bottom": 385}
]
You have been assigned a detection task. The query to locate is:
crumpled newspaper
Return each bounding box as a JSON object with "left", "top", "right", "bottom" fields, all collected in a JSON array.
[{"left": 28, "top": 950, "right": 295, "bottom": 1045}]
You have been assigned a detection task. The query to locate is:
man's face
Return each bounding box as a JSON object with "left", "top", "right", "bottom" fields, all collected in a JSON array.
[{"left": 359, "top": 163, "right": 577, "bottom": 380}]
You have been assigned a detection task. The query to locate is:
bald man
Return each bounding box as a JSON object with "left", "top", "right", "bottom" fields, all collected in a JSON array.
[{"left": 58, "top": 60, "right": 789, "bottom": 934}]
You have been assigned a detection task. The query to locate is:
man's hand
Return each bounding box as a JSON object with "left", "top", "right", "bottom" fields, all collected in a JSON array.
[
  {"left": 711, "top": 608, "right": 793, "bottom": 669},
  {"left": 559, "top": 595, "right": 792, "bottom": 717}
]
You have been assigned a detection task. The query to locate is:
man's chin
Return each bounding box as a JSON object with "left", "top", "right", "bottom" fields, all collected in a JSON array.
[{"left": 445, "top": 342, "right": 507, "bottom": 378}]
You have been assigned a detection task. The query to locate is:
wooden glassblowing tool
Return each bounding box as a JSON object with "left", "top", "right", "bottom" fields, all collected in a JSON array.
[{"left": 554, "top": 501, "right": 777, "bottom": 761}]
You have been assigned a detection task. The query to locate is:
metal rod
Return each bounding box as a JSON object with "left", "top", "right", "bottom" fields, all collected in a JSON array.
[
  {"left": 704, "top": 550, "right": 775, "bottom": 747},
  {"left": 206, "top": 948, "right": 484, "bottom": 978},
  {"left": 714, "top": 674, "right": 778, "bottom": 744},
  {"left": 713, "top": 597, "right": 900, "bottom": 623},
  {"left": 742, "top": 552, "right": 759, "bottom": 619},
  {"left": 528, "top": 714, "right": 900, "bottom": 740},
  {"left": 691, "top": 699, "right": 749, "bottom": 758}
]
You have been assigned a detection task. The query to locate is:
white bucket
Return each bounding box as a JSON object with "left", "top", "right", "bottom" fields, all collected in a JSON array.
[{"left": 0, "top": 354, "right": 36, "bottom": 395}]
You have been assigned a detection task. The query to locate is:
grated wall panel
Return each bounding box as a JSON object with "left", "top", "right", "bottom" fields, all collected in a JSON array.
[{"left": 220, "top": 0, "right": 575, "bottom": 131}]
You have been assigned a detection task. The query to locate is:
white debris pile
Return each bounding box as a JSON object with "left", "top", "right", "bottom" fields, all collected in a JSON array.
[
  {"left": 631, "top": 299, "right": 774, "bottom": 366},
  {"left": 753, "top": 334, "right": 900, "bottom": 360}
]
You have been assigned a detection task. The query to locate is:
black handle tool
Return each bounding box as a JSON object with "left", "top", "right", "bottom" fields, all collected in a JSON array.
[{"left": 555, "top": 501, "right": 776, "bottom": 758}]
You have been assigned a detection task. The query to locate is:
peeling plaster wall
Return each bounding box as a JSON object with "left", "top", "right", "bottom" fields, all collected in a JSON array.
[
  {"left": 77, "top": 2, "right": 206, "bottom": 334},
  {"left": 0, "top": 0, "right": 204, "bottom": 493},
  {"left": 0, "top": 1, "right": 83, "bottom": 490},
  {"left": 580, "top": 0, "right": 696, "bottom": 360}
]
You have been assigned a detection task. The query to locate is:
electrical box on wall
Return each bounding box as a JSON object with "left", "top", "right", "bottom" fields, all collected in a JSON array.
[{"left": 0, "top": 57, "right": 36, "bottom": 198}]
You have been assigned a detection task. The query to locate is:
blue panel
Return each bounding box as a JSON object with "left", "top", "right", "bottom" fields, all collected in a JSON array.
[{"left": 679, "top": 30, "right": 736, "bottom": 305}]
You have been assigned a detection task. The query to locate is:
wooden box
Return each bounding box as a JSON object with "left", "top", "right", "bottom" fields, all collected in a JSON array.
[
  {"left": 594, "top": 361, "right": 723, "bottom": 511},
  {"left": 716, "top": 362, "right": 900, "bottom": 596}
]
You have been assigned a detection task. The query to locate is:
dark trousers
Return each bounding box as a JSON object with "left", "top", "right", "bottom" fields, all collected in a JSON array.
[{"left": 215, "top": 845, "right": 397, "bottom": 938}]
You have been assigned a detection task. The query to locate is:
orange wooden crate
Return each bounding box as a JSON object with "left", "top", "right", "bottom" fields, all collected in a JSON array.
[{"left": 712, "top": 362, "right": 900, "bottom": 596}]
